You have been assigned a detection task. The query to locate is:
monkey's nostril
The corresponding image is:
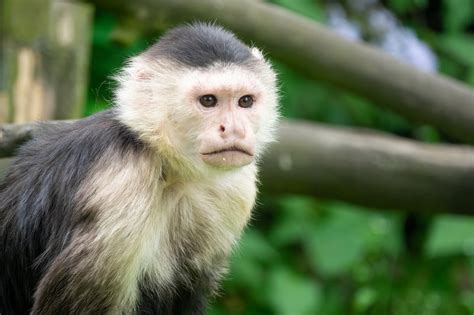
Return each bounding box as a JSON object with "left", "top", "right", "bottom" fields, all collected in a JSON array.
[{"left": 220, "top": 125, "right": 226, "bottom": 132}]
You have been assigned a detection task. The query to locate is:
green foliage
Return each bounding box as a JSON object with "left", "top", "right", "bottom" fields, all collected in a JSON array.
[
  {"left": 267, "top": 266, "right": 322, "bottom": 315},
  {"left": 427, "top": 215, "right": 474, "bottom": 257},
  {"left": 86, "top": 1, "right": 474, "bottom": 314},
  {"left": 444, "top": 0, "right": 473, "bottom": 33},
  {"left": 388, "top": 0, "right": 427, "bottom": 14},
  {"left": 304, "top": 203, "right": 399, "bottom": 276},
  {"left": 436, "top": 34, "right": 474, "bottom": 86},
  {"left": 210, "top": 199, "right": 474, "bottom": 314},
  {"left": 274, "top": 60, "right": 413, "bottom": 134},
  {"left": 86, "top": 12, "right": 150, "bottom": 116}
]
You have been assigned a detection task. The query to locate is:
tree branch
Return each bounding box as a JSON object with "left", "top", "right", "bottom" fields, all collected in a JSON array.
[
  {"left": 261, "top": 120, "right": 474, "bottom": 215},
  {"left": 1, "top": 120, "right": 473, "bottom": 215},
  {"left": 87, "top": 0, "right": 474, "bottom": 143}
]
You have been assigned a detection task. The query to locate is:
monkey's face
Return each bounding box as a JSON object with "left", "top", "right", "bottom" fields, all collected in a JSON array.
[
  {"left": 176, "top": 64, "right": 277, "bottom": 169},
  {"left": 116, "top": 57, "right": 278, "bottom": 175}
]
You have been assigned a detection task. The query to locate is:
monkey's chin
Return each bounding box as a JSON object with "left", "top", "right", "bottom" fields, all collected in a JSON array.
[{"left": 201, "top": 151, "right": 254, "bottom": 168}]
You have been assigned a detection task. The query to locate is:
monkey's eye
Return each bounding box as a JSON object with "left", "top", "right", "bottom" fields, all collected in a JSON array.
[
  {"left": 238, "top": 95, "right": 254, "bottom": 108},
  {"left": 199, "top": 95, "right": 218, "bottom": 107}
]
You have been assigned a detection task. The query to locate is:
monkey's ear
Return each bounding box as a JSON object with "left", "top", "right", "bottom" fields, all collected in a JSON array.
[
  {"left": 134, "top": 69, "right": 153, "bottom": 81},
  {"left": 251, "top": 47, "right": 265, "bottom": 60}
]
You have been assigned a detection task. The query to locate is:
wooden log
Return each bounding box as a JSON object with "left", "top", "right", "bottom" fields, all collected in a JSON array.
[
  {"left": 1, "top": 119, "right": 474, "bottom": 215},
  {"left": 261, "top": 120, "right": 474, "bottom": 215}
]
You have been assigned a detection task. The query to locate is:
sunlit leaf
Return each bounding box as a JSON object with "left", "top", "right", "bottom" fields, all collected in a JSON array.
[
  {"left": 426, "top": 215, "right": 474, "bottom": 257},
  {"left": 305, "top": 203, "right": 400, "bottom": 276},
  {"left": 267, "top": 266, "right": 322, "bottom": 315},
  {"left": 444, "top": 0, "right": 473, "bottom": 33},
  {"left": 353, "top": 286, "right": 378, "bottom": 313}
]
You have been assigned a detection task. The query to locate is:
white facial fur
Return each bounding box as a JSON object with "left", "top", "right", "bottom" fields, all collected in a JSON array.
[{"left": 115, "top": 52, "right": 279, "bottom": 178}]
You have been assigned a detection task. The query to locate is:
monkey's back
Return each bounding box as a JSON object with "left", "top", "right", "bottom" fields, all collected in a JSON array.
[{"left": 0, "top": 110, "right": 144, "bottom": 314}]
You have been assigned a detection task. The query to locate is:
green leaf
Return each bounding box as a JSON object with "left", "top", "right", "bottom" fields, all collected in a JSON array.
[
  {"left": 353, "top": 286, "right": 378, "bottom": 313},
  {"left": 92, "top": 12, "right": 116, "bottom": 45},
  {"left": 229, "top": 230, "right": 278, "bottom": 296},
  {"left": 389, "top": 0, "right": 412, "bottom": 13},
  {"left": 306, "top": 218, "right": 366, "bottom": 275},
  {"left": 237, "top": 230, "right": 279, "bottom": 263},
  {"left": 426, "top": 215, "right": 474, "bottom": 257},
  {"left": 229, "top": 256, "right": 263, "bottom": 292},
  {"left": 438, "top": 35, "right": 474, "bottom": 67},
  {"left": 414, "top": 125, "right": 441, "bottom": 143},
  {"left": 267, "top": 266, "right": 322, "bottom": 315},
  {"left": 437, "top": 34, "right": 474, "bottom": 86},
  {"left": 389, "top": 0, "right": 426, "bottom": 14},
  {"left": 461, "top": 291, "right": 474, "bottom": 313},
  {"left": 270, "top": 196, "right": 321, "bottom": 246},
  {"left": 444, "top": 0, "right": 473, "bottom": 33},
  {"left": 305, "top": 203, "right": 400, "bottom": 276}
]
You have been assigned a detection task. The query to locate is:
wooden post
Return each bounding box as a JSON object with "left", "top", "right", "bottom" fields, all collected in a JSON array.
[
  {"left": 0, "top": 0, "right": 53, "bottom": 123},
  {"left": 50, "top": 2, "right": 94, "bottom": 119},
  {"left": 0, "top": 0, "right": 93, "bottom": 123}
]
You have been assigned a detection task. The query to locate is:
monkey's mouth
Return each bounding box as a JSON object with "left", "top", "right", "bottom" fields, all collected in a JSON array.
[
  {"left": 202, "top": 146, "right": 253, "bottom": 156},
  {"left": 200, "top": 145, "right": 254, "bottom": 168}
]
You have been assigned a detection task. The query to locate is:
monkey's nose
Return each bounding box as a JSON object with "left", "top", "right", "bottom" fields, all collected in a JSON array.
[
  {"left": 219, "top": 124, "right": 228, "bottom": 139},
  {"left": 219, "top": 123, "right": 245, "bottom": 139}
]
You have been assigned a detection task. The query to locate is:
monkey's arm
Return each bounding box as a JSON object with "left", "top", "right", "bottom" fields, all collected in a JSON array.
[
  {"left": 31, "top": 159, "right": 157, "bottom": 314},
  {"left": 10, "top": 112, "right": 154, "bottom": 314},
  {"left": 31, "top": 231, "right": 142, "bottom": 315},
  {"left": 136, "top": 281, "right": 209, "bottom": 315}
]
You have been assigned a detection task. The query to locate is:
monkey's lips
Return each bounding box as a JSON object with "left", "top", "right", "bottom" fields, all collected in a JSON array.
[{"left": 201, "top": 146, "right": 254, "bottom": 168}]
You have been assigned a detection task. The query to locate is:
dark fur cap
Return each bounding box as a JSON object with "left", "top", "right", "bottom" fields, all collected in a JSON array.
[{"left": 144, "top": 22, "right": 253, "bottom": 67}]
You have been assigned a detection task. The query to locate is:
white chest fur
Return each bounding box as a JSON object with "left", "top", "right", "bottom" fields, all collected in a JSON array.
[
  {"left": 77, "top": 151, "right": 257, "bottom": 310},
  {"left": 144, "top": 165, "right": 257, "bottom": 283}
]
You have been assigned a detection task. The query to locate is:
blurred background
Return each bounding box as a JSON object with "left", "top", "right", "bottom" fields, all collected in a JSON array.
[{"left": 1, "top": 0, "right": 474, "bottom": 314}]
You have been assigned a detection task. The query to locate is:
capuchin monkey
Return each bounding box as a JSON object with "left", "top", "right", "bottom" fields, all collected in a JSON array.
[{"left": 0, "top": 23, "right": 278, "bottom": 314}]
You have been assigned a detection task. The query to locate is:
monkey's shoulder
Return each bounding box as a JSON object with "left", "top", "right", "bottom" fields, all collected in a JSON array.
[
  {"left": 4, "top": 110, "right": 142, "bottom": 179},
  {"left": 0, "top": 110, "right": 145, "bottom": 235},
  {"left": 34, "top": 110, "right": 143, "bottom": 159}
]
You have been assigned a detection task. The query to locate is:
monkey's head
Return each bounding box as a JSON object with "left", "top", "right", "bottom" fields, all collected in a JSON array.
[{"left": 115, "top": 23, "right": 279, "bottom": 176}]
